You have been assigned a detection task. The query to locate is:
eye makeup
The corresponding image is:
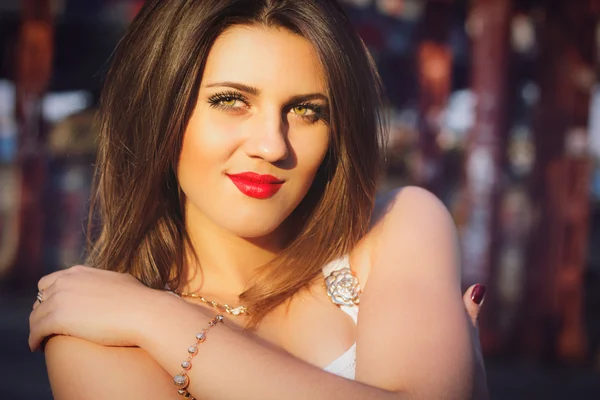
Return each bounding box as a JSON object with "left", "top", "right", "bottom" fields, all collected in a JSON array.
[
  {"left": 207, "top": 91, "right": 249, "bottom": 111},
  {"left": 206, "top": 90, "right": 329, "bottom": 124}
]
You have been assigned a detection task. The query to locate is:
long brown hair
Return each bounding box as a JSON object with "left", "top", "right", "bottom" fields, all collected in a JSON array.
[{"left": 87, "top": 0, "right": 385, "bottom": 327}]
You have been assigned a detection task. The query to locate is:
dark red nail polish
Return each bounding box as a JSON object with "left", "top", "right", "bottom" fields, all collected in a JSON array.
[{"left": 471, "top": 284, "right": 486, "bottom": 305}]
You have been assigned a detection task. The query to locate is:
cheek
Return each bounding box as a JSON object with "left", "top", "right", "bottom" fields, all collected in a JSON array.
[
  {"left": 178, "top": 110, "right": 238, "bottom": 177},
  {"left": 290, "top": 127, "right": 330, "bottom": 185},
  {"left": 178, "top": 119, "right": 230, "bottom": 210}
]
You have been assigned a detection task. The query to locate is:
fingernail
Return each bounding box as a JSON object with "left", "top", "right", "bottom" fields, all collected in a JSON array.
[{"left": 471, "top": 284, "right": 486, "bottom": 305}]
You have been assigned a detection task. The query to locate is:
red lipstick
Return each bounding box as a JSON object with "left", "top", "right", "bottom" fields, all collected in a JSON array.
[{"left": 227, "top": 172, "right": 284, "bottom": 199}]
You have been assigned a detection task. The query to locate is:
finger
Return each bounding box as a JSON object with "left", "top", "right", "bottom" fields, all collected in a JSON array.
[
  {"left": 33, "top": 286, "right": 52, "bottom": 311},
  {"left": 35, "top": 281, "right": 60, "bottom": 307},
  {"left": 37, "top": 270, "right": 67, "bottom": 291},
  {"left": 29, "top": 296, "right": 64, "bottom": 351},
  {"left": 37, "top": 264, "right": 90, "bottom": 291},
  {"left": 29, "top": 296, "right": 53, "bottom": 328},
  {"left": 29, "top": 313, "right": 62, "bottom": 351},
  {"left": 462, "top": 284, "right": 486, "bottom": 327}
]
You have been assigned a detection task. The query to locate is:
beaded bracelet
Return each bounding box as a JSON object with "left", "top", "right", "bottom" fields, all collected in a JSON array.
[{"left": 173, "top": 315, "right": 224, "bottom": 399}]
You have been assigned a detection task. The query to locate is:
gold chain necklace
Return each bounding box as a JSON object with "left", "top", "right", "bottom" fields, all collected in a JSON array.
[{"left": 175, "top": 292, "right": 249, "bottom": 316}]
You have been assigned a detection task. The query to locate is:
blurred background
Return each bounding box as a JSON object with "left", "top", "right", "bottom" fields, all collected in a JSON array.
[{"left": 1, "top": 0, "right": 600, "bottom": 398}]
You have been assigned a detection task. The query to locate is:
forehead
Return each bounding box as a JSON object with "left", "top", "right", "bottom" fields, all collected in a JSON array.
[{"left": 201, "top": 25, "right": 327, "bottom": 94}]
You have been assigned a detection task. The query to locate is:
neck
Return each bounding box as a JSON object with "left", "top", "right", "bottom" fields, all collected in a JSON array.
[{"left": 180, "top": 207, "right": 288, "bottom": 303}]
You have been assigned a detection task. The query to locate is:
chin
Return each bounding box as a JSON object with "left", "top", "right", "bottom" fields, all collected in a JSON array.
[
  {"left": 217, "top": 211, "right": 287, "bottom": 239},
  {"left": 186, "top": 196, "right": 301, "bottom": 240},
  {"left": 227, "top": 222, "right": 283, "bottom": 239}
]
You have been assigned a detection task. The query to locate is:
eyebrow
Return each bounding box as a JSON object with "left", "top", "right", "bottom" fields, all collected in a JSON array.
[
  {"left": 204, "top": 81, "right": 329, "bottom": 104},
  {"left": 205, "top": 81, "right": 261, "bottom": 96},
  {"left": 288, "top": 93, "right": 329, "bottom": 104}
]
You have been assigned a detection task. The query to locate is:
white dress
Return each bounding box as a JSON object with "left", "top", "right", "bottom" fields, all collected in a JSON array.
[
  {"left": 321, "top": 256, "right": 358, "bottom": 380},
  {"left": 167, "top": 256, "right": 359, "bottom": 380}
]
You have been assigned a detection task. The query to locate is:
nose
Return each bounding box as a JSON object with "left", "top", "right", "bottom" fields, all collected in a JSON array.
[{"left": 244, "top": 108, "right": 289, "bottom": 163}]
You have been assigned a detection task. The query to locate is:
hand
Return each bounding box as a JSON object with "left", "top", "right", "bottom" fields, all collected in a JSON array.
[
  {"left": 28, "top": 265, "right": 158, "bottom": 351},
  {"left": 462, "top": 284, "right": 489, "bottom": 400}
]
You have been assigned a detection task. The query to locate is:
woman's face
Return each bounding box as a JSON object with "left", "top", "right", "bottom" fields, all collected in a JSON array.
[{"left": 178, "top": 25, "right": 330, "bottom": 240}]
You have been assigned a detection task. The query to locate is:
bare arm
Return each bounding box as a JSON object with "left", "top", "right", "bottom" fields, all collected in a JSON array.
[
  {"left": 356, "top": 186, "right": 474, "bottom": 396},
  {"left": 137, "top": 297, "right": 401, "bottom": 400},
  {"left": 134, "top": 187, "right": 474, "bottom": 400},
  {"left": 45, "top": 335, "right": 178, "bottom": 400},
  {"left": 42, "top": 187, "right": 479, "bottom": 400}
]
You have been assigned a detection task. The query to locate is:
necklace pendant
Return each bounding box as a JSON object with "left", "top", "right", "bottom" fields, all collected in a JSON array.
[
  {"left": 227, "top": 305, "right": 248, "bottom": 316},
  {"left": 172, "top": 290, "right": 248, "bottom": 316}
]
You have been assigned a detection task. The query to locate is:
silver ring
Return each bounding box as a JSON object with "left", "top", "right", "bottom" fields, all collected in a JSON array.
[{"left": 36, "top": 291, "right": 44, "bottom": 303}]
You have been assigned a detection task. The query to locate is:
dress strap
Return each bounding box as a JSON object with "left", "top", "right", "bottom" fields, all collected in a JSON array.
[{"left": 321, "top": 254, "right": 351, "bottom": 276}]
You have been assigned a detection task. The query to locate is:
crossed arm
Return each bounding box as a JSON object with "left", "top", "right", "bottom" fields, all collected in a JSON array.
[{"left": 36, "top": 187, "right": 487, "bottom": 400}]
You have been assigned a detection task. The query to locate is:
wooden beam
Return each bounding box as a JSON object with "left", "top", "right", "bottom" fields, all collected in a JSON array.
[
  {"left": 461, "top": 0, "right": 512, "bottom": 354},
  {"left": 522, "top": 0, "right": 595, "bottom": 363},
  {"left": 415, "top": 0, "right": 453, "bottom": 193},
  {"left": 8, "top": 0, "right": 54, "bottom": 285}
]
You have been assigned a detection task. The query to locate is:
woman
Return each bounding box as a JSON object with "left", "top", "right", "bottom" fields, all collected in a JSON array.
[{"left": 29, "top": 1, "right": 489, "bottom": 399}]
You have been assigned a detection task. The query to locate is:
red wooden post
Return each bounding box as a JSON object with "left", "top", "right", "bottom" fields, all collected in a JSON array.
[
  {"left": 546, "top": 157, "right": 590, "bottom": 362},
  {"left": 522, "top": 0, "right": 596, "bottom": 362},
  {"left": 461, "top": 0, "right": 512, "bottom": 353},
  {"left": 9, "top": 0, "right": 54, "bottom": 285},
  {"left": 416, "top": 0, "right": 453, "bottom": 194}
]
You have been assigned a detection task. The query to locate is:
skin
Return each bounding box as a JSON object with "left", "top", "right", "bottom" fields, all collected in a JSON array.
[
  {"left": 176, "top": 25, "right": 330, "bottom": 297},
  {"left": 29, "top": 26, "right": 489, "bottom": 400}
]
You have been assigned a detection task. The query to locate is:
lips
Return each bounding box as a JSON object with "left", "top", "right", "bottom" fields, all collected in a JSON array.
[{"left": 227, "top": 172, "right": 284, "bottom": 199}]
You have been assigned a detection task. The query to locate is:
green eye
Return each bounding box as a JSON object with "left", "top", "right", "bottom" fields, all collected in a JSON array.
[
  {"left": 221, "top": 97, "right": 237, "bottom": 107},
  {"left": 293, "top": 106, "right": 310, "bottom": 115},
  {"left": 207, "top": 91, "right": 248, "bottom": 111}
]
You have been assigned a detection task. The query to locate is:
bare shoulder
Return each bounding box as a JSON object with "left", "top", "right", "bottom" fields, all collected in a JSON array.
[
  {"left": 45, "top": 335, "right": 177, "bottom": 400},
  {"left": 351, "top": 185, "right": 461, "bottom": 288},
  {"left": 373, "top": 185, "right": 452, "bottom": 225},
  {"left": 351, "top": 186, "right": 473, "bottom": 399}
]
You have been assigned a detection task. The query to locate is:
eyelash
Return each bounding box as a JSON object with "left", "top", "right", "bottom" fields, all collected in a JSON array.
[
  {"left": 207, "top": 91, "right": 327, "bottom": 124},
  {"left": 207, "top": 91, "right": 248, "bottom": 111}
]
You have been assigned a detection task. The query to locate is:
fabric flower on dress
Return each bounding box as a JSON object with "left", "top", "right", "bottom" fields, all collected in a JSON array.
[{"left": 325, "top": 267, "right": 361, "bottom": 307}]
